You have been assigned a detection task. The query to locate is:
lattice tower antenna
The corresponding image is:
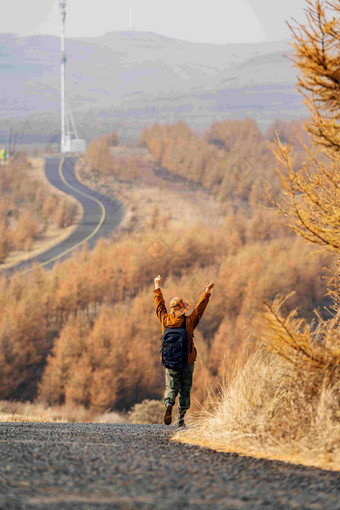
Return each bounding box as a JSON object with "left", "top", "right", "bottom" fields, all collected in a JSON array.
[
  {"left": 59, "top": 1, "right": 85, "bottom": 153},
  {"left": 60, "top": 1, "right": 67, "bottom": 153}
]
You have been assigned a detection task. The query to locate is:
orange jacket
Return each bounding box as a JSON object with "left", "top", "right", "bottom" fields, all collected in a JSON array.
[{"left": 154, "top": 288, "right": 211, "bottom": 364}]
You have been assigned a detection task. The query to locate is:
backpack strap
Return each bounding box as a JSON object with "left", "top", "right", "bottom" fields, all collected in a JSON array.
[{"left": 181, "top": 315, "right": 192, "bottom": 353}]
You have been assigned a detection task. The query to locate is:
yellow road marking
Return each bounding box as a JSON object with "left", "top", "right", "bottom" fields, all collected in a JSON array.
[{"left": 17, "top": 157, "right": 106, "bottom": 275}]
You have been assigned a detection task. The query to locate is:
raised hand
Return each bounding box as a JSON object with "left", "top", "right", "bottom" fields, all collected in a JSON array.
[
  {"left": 205, "top": 281, "right": 215, "bottom": 293},
  {"left": 154, "top": 274, "right": 162, "bottom": 289}
]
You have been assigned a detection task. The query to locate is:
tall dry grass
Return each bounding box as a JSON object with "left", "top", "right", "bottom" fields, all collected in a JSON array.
[{"left": 176, "top": 345, "right": 340, "bottom": 471}]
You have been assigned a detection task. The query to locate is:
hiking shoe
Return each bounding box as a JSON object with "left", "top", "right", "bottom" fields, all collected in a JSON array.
[
  {"left": 164, "top": 404, "right": 173, "bottom": 425},
  {"left": 178, "top": 411, "right": 186, "bottom": 428},
  {"left": 177, "top": 419, "right": 186, "bottom": 428}
]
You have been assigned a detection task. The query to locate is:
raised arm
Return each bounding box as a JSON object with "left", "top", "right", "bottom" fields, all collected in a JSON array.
[
  {"left": 189, "top": 281, "right": 214, "bottom": 330},
  {"left": 154, "top": 275, "right": 168, "bottom": 327}
]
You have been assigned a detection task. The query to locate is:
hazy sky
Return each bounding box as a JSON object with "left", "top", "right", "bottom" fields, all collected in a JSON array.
[{"left": 1, "top": 0, "right": 308, "bottom": 44}]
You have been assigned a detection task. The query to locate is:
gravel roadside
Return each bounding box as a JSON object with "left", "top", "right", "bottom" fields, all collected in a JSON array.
[{"left": 0, "top": 423, "right": 339, "bottom": 510}]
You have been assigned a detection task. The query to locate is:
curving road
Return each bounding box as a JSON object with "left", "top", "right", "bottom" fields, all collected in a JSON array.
[
  {"left": 6, "top": 157, "right": 125, "bottom": 275},
  {"left": 0, "top": 423, "right": 339, "bottom": 509}
]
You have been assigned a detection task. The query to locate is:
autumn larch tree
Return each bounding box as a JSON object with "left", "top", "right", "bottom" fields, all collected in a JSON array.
[{"left": 264, "top": 0, "right": 340, "bottom": 377}]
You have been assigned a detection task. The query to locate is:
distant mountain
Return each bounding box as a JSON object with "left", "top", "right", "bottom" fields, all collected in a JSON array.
[{"left": 0, "top": 31, "right": 306, "bottom": 144}]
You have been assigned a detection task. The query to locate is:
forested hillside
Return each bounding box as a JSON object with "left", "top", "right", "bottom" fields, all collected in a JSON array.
[
  {"left": 0, "top": 118, "right": 333, "bottom": 415},
  {"left": 86, "top": 118, "right": 308, "bottom": 210}
]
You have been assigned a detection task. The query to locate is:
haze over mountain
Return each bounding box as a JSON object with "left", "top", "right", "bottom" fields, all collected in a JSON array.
[{"left": 0, "top": 30, "right": 306, "bottom": 144}]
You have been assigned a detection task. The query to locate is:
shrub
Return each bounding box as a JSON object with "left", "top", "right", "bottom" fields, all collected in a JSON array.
[
  {"left": 128, "top": 399, "right": 164, "bottom": 424},
  {"left": 54, "top": 199, "right": 78, "bottom": 228},
  {"left": 42, "top": 195, "right": 57, "bottom": 219},
  {"left": 13, "top": 211, "right": 38, "bottom": 250},
  {"left": 0, "top": 221, "right": 11, "bottom": 262}
]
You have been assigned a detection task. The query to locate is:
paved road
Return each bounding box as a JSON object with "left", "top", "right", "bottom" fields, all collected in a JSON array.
[
  {"left": 0, "top": 423, "right": 339, "bottom": 510},
  {"left": 7, "top": 157, "right": 124, "bottom": 274}
]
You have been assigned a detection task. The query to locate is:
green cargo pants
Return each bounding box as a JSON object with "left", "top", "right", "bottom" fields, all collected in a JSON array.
[{"left": 164, "top": 362, "right": 194, "bottom": 413}]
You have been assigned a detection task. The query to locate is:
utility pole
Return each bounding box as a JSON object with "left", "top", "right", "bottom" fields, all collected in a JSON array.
[{"left": 60, "top": 1, "right": 66, "bottom": 153}]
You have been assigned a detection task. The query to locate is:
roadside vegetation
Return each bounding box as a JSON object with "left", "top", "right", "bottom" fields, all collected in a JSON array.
[
  {"left": 0, "top": 400, "right": 125, "bottom": 424},
  {"left": 176, "top": 0, "right": 340, "bottom": 471}
]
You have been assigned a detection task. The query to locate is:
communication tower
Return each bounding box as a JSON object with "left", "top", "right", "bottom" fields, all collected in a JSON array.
[
  {"left": 129, "top": 3, "right": 135, "bottom": 31},
  {"left": 59, "top": 1, "right": 86, "bottom": 153}
]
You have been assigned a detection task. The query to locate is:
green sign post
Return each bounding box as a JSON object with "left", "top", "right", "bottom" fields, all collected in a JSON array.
[{"left": 0, "top": 148, "right": 7, "bottom": 162}]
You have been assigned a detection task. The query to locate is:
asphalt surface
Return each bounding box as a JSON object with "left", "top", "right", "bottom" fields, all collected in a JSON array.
[
  {"left": 0, "top": 423, "right": 339, "bottom": 510},
  {"left": 7, "top": 156, "right": 124, "bottom": 274}
]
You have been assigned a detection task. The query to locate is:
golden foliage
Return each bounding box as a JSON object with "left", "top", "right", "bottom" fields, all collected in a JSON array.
[
  {"left": 54, "top": 198, "right": 77, "bottom": 229},
  {"left": 149, "top": 204, "right": 160, "bottom": 230},
  {"left": 86, "top": 137, "right": 114, "bottom": 175},
  {"left": 0, "top": 221, "right": 11, "bottom": 262},
  {"left": 266, "top": 1, "right": 340, "bottom": 411},
  {"left": 0, "top": 270, "right": 48, "bottom": 398},
  {"left": 32, "top": 221, "right": 326, "bottom": 410},
  {"left": 0, "top": 207, "right": 325, "bottom": 409},
  {"left": 103, "top": 130, "right": 120, "bottom": 147},
  {"left": 13, "top": 211, "right": 38, "bottom": 251},
  {"left": 259, "top": 295, "right": 340, "bottom": 383},
  {"left": 138, "top": 119, "right": 283, "bottom": 206},
  {"left": 271, "top": 137, "right": 340, "bottom": 250},
  {"left": 42, "top": 195, "right": 57, "bottom": 219},
  {"left": 85, "top": 136, "right": 139, "bottom": 179},
  {"left": 272, "top": 0, "right": 340, "bottom": 251},
  {"left": 289, "top": 0, "right": 340, "bottom": 153}
]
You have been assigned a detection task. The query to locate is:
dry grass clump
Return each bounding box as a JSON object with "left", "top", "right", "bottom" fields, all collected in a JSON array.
[
  {"left": 0, "top": 401, "right": 126, "bottom": 424},
  {"left": 128, "top": 399, "right": 164, "bottom": 424},
  {"left": 177, "top": 293, "right": 340, "bottom": 471},
  {"left": 0, "top": 413, "right": 60, "bottom": 423},
  {"left": 176, "top": 345, "right": 340, "bottom": 471},
  {"left": 0, "top": 401, "right": 66, "bottom": 423}
]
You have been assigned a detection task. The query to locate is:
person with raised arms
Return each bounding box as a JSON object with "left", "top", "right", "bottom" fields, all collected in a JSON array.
[{"left": 154, "top": 274, "right": 214, "bottom": 427}]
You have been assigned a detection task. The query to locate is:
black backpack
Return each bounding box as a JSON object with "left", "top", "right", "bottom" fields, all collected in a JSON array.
[{"left": 161, "top": 316, "right": 188, "bottom": 370}]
